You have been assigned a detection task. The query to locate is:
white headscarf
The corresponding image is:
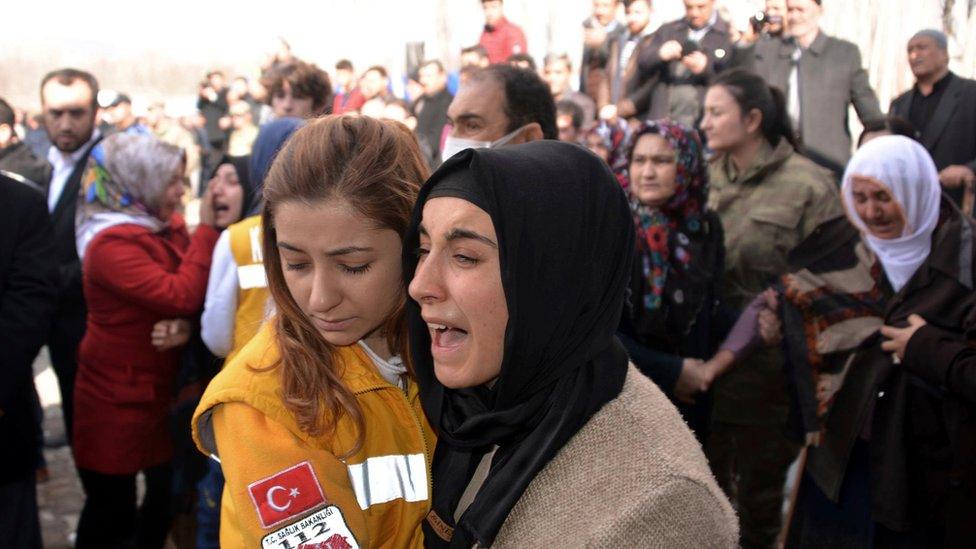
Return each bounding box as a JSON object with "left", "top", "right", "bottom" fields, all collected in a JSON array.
[{"left": 841, "top": 135, "right": 942, "bottom": 291}]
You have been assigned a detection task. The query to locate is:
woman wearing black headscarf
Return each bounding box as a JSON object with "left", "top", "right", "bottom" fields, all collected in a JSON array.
[{"left": 404, "top": 141, "right": 737, "bottom": 548}]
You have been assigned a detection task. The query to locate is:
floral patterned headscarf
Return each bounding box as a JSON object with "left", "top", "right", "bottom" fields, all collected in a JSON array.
[
  {"left": 625, "top": 120, "right": 709, "bottom": 312},
  {"left": 75, "top": 133, "right": 183, "bottom": 258},
  {"left": 581, "top": 119, "right": 631, "bottom": 188}
]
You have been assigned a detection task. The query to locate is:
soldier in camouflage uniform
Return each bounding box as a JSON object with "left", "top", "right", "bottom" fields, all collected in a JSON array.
[{"left": 700, "top": 68, "right": 841, "bottom": 548}]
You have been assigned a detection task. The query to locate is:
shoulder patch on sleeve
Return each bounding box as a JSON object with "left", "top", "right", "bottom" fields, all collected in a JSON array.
[
  {"left": 260, "top": 505, "right": 360, "bottom": 549},
  {"left": 248, "top": 461, "right": 328, "bottom": 529}
]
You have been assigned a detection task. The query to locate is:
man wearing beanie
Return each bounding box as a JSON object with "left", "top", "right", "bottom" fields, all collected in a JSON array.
[{"left": 890, "top": 29, "right": 976, "bottom": 208}]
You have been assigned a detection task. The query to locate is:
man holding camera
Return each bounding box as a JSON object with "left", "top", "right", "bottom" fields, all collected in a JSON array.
[{"left": 636, "top": 0, "right": 734, "bottom": 127}]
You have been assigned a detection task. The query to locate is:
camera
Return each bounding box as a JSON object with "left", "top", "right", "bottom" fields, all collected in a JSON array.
[
  {"left": 749, "top": 11, "right": 768, "bottom": 34},
  {"left": 750, "top": 11, "right": 784, "bottom": 35}
]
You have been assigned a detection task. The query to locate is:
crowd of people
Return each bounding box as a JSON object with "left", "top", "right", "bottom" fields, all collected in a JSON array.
[{"left": 1, "top": 0, "right": 975, "bottom": 547}]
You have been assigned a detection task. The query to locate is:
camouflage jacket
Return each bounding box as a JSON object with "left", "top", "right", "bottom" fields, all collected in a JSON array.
[{"left": 707, "top": 139, "right": 842, "bottom": 425}]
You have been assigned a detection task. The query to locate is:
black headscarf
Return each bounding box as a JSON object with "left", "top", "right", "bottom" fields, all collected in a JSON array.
[
  {"left": 210, "top": 154, "right": 252, "bottom": 222},
  {"left": 403, "top": 141, "right": 635, "bottom": 548}
]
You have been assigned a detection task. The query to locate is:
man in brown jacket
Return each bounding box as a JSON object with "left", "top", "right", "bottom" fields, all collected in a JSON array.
[{"left": 597, "top": 0, "right": 656, "bottom": 122}]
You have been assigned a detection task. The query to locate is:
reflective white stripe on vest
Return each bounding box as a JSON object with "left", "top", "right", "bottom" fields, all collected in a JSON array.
[
  {"left": 346, "top": 453, "right": 428, "bottom": 510},
  {"left": 237, "top": 264, "right": 267, "bottom": 290}
]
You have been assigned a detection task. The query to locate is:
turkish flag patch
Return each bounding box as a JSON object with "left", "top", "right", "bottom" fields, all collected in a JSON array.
[{"left": 248, "top": 461, "right": 327, "bottom": 528}]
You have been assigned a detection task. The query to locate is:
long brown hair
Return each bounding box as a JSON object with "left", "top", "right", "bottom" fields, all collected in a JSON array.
[{"left": 260, "top": 115, "right": 427, "bottom": 453}]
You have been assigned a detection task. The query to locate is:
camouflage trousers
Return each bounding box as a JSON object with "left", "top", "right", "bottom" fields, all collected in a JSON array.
[{"left": 705, "top": 421, "right": 801, "bottom": 549}]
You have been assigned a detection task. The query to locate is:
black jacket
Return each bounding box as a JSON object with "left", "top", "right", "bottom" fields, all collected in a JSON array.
[
  {"left": 0, "top": 141, "right": 51, "bottom": 190},
  {"left": 796, "top": 199, "right": 976, "bottom": 542},
  {"left": 637, "top": 17, "right": 734, "bottom": 126},
  {"left": 890, "top": 72, "right": 976, "bottom": 205},
  {"left": 49, "top": 137, "right": 101, "bottom": 329},
  {"left": 413, "top": 88, "right": 453, "bottom": 169},
  {"left": 0, "top": 174, "right": 59, "bottom": 483},
  {"left": 618, "top": 210, "right": 727, "bottom": 436}
]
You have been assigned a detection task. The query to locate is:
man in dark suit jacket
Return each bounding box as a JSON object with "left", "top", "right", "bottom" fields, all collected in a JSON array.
[
  {"left": 890, "top": 29, "right": 976, "bottom": 206},
  {"left": 39, "top": 68, "right": 102, "bottom": 444},
  {"left": 751, "top": 0, "right": 882, "bottom": 176},
  {"left": 637, "top": 0, "right": 735, "bottom": 128},
  {"left": 413, "top": 60, "right": 454, "bottom": 169},
  {"left": 0, "top": 98, "right": 52, "bottom": 189},
  {"left": 0, "top": 173, "right": 59, "bottom": 548}
]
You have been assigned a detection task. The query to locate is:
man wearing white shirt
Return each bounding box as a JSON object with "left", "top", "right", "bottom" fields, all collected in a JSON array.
[{"left": 40, "top": 68, "right": 101, "bottom": 444}]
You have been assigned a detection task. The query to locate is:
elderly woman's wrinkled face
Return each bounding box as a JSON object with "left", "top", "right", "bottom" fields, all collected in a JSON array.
[
  {"left": 850, "top": 175, "right": 906, "bottom": 239},
  {"left": 157, "top": 160, "right": 186, "bottom": 221},
  {"left": 410, "top": 197, "right": 508, "bottom": 389},
  {"left": 630, "top": 133, "right": 678, "bottom": 208}
]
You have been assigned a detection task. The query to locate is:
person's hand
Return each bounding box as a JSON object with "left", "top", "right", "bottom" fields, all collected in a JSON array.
[
  {"left": 659, "top": 40, "right": 684, "bottom": 62},
  {"left": 939, "top": 165, "right": 976, "bottom": 189},
  {"left": 152, "top": 319, "right": 191, "bottom": 352},
  {"left": 584, "top": 26, "right": 608, "bottom": 48},
  {"left": 218, "top": 115, "right": 232, "bottom": 131},
  {"left": 758, "top": 309, "right": 782, "bottom": 347},
  {"left": 198, "top": 184, "right": 218, "bottom": 228},
  {"left": 682, "top": 51, "right": 709, "bottom": 75},
  {"left": 599, "top": 104, "right": 618, "bottom": 122},
  {"left": 702, "top": 349, "right": 736, "bottom": 380},
  {"left": 757, "top": 289, "right": 782, "bottom": 346},
  {"left": 200, "top": 86, "right": 217, "bottom": 103},
  {"left": 880, "top": 314, "right": 927, "bottom": 362},
  {"left": 674, "top": 358, "right": 713, "bottom": 404}
]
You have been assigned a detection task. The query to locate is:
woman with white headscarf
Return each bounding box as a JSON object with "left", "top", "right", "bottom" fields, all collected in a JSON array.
[
  {"left": 72, "top": 133, "right": 226, "bottom": 548},
  {"left": 774, "top": 135, "right": 976, "bottom": 547}
]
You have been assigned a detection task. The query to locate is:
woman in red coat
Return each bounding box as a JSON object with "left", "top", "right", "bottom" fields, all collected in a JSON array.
[{"left": 72, "top": 133, "right": 223, "bottom": 548}]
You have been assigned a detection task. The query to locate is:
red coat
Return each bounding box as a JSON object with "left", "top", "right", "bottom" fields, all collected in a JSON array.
[
  {"left": 73, "top": 216, "right": 219, "bottom": 474},
  {"left": 479, "top": 17, "right": 528, "bottom": 64}
]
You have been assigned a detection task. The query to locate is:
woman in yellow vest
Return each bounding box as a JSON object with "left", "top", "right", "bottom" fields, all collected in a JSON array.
[{"left": 193, "top": 115, "right": 434, "bottom": 549}]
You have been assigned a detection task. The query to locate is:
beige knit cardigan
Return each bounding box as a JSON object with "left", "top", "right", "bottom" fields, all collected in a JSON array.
[{"left": 491, "top": 365, "right": 739, "bottom": 548}]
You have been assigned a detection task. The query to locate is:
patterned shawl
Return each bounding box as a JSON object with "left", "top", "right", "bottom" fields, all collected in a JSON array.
[{"left": 624, "top": 120, "right": 709, "bottom": 312}]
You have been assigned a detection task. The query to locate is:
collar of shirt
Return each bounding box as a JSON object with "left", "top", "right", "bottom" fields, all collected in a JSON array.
[
  {"left": 47, "top": 129, "right": 101, "bottom": 172},
  {"left": 687, "top": 11, "right": 719, "bottom": 43},
  {"left": 914, "top": 71, "right": 952, "bottom": 97}
]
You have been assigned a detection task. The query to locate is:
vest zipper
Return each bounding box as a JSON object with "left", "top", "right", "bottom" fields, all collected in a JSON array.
[{"left": 354, "top": 385, "right": 434, "bottom": 501}]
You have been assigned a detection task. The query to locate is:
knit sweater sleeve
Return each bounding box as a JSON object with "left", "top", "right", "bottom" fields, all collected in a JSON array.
[{"left": 590, "top": 477, "right": 738, "bottom": 548}]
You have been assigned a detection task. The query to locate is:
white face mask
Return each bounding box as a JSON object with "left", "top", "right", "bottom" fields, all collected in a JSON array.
[{"left": 440, "top": 125, "right": 528, "bottom": 162}]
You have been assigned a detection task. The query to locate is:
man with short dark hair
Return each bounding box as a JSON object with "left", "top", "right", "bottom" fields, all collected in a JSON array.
[
  {"left": 543, "top": 54, "right": 596, "bottom": 123},
  {"left": 556, "top": 100, "right": 585, "bottom": 143},
  {"left": 0, "top": 97, "right": 51, "bottom": 188},
  {"left": 40, "top": 67, "right": 102, "bottom": 443},
  {"left": 478, "top": 0, "right": 528, "bottom": 64},
  {"left": 197, "top": 70, "right": 230, "bottom": 175},
  {"left": 413, "top": 60, "right": 454, "bottom": 169},
  {"left": 443, "top": 65, "right": 556, "bottom": 161},
  {"left": 461, "top": 45, "right": 491, "bottom": 69},
  {"left": 581, "top": 0, "right": 625, "bottom": 98},
  {"left": 890, "top": 29, "right": 976, "bottom": 207},
  {"left": 105, "top": 94, "right": 150, "bottom": 135},
  {"left": 751, "top": 0, "right": 882, "bottom": 174},
  {"left": 359, "top": 66, "right": 391, "bottom": 103},
  {"left": 598, "top": 0, "right": 656, "bottom": 122},
  {"left": 637, "top": 0, "right": 735, "bottom": 127},
  {"left": 333, "top": 59, "right": 365, "bottom": 115}
]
